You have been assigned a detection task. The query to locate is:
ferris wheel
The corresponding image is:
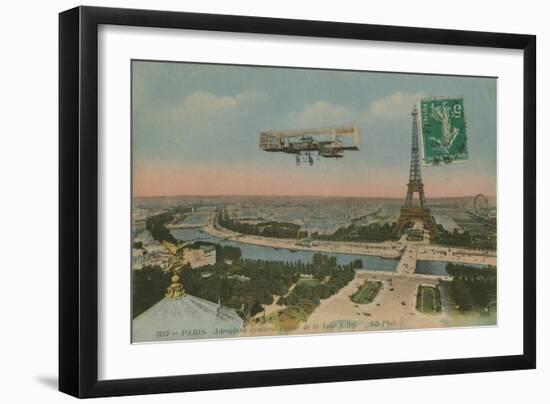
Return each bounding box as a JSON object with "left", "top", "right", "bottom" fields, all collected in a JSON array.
[{"left": 473, "top": 194, "right": 490, "bottom": 218}]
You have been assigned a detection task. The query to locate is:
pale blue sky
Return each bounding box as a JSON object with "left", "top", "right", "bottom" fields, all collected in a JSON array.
[{"left": 132, "top": 60, "right": 496, "bottom": 198}]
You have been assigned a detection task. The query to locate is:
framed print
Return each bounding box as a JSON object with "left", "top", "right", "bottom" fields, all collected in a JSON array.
[{"left": 59, "top": 6, "right": 536, "bottom": 398}]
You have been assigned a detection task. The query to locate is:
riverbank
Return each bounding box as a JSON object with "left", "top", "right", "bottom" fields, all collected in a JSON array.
[
  {"left": 417, "top": 245, "right": 497, "bottom": 266},
  {"left": 204, "top": 222, "right": 404, "bottom": 259},
  {"left": 204, "top": 221, "right": 497, "bottom": 267}
]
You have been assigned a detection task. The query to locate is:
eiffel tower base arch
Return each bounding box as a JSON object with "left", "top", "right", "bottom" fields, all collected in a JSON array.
[{"left": 392, "top": 207, "right": 438, "bottom": 239}]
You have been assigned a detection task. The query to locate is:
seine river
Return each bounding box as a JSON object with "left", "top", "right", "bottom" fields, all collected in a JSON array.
[
  {"left": 415, "top": 260, "right": 490, "bottom": 276},
  {"left": 171, "top": 228, "right": 492, "bottom": 276},
  {"left": 171, "top": 228, "right": 398, "bottom": 272}
]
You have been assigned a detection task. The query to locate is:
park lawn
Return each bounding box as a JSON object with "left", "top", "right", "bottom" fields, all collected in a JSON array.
[
  {"left": 351, "top": 280, "right": 382, "bottom": 304},
  {"left": 416, "top": 285, "right": 442, "bottom": 313}
]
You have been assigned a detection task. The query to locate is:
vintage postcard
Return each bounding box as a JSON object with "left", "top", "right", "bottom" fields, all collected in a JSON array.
[{"left": 131, "top": 61, "right": 497, "bottom": 343}]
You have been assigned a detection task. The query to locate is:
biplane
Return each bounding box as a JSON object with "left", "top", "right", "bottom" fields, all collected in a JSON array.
[{"left": 259, "top": 126, "right": 360, "bottom": 165}]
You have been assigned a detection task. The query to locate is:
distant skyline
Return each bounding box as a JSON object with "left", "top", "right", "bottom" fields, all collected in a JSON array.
[{"left": 132, "top": 61, "right": 497, "bottom": 198}]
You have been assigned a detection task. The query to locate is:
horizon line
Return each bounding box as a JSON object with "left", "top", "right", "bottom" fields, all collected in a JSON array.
[{"left": 133, "top": 193, "right": 496, "bottom": 199}]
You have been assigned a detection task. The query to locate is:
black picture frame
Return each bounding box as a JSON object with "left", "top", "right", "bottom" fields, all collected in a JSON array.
[{"left": 59, "top": 5, "right": 536, "bottom": 398}]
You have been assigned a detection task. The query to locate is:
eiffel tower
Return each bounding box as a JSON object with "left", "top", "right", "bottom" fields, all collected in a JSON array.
[{"left": 392, "top": 105, "right": 438, "bottom": 239}]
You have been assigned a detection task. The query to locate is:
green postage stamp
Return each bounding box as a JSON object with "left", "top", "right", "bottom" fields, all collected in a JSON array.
[{"left": 418, "top": 96, "right": 468, "bottom": 165}]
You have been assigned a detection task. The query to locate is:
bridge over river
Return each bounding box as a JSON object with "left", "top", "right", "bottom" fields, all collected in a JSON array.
[{"left": 394, "top": 245, "right": 452, "bottom": 281}]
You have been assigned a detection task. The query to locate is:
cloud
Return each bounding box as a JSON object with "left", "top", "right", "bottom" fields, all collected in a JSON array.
[
  {"left": 367, "top": 91, "right": 425, "bottom": 119},
  {"left": 288, "top": 92, "right": 425, "bottom": 129},
  {"left": 289, "top": 101, "right": 355, "bottom": 128},
  {"left": 165, "top": 90, "right": 267, "bottom": 126}
]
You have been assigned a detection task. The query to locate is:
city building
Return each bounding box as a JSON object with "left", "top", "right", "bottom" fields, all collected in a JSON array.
[
  {"left": 182, "top": 245, "right": 216, "bottom": 269},
  {"left": 132, "top": 238, "right": 172, "bottom": 270},
  {"left": 132, "top": 219, "right": 147, "bottom": 234}
]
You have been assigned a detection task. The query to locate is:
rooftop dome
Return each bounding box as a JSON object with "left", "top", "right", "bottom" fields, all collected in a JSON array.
[{"left": 132, "top": 274, "right": 243, "bottom": 342}]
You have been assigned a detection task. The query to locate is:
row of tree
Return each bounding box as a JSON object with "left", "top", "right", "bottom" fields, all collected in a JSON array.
[
  {"left": 132, "top": 267, "right": 173, "bottom": 318},
  {"left": 312, "top": 222, "right": 396, "bottom": 242},
  {"left": 277, "top": 254, "right": 355, "bottom": 318},
  {"left": 434, "top": 225, "right": 496, "bottom": 250},
  {"left": 445, "top": 263, "right": 497, "bottom": 312},
  {"left": 146, "top": 212, "right": 178, "bottom": 244},
  {"left": 181, "top": 257, "right": 309, "bottom": 320},
  {"left": 217, "top": 209, "right": 304, "bottom": 239}
]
